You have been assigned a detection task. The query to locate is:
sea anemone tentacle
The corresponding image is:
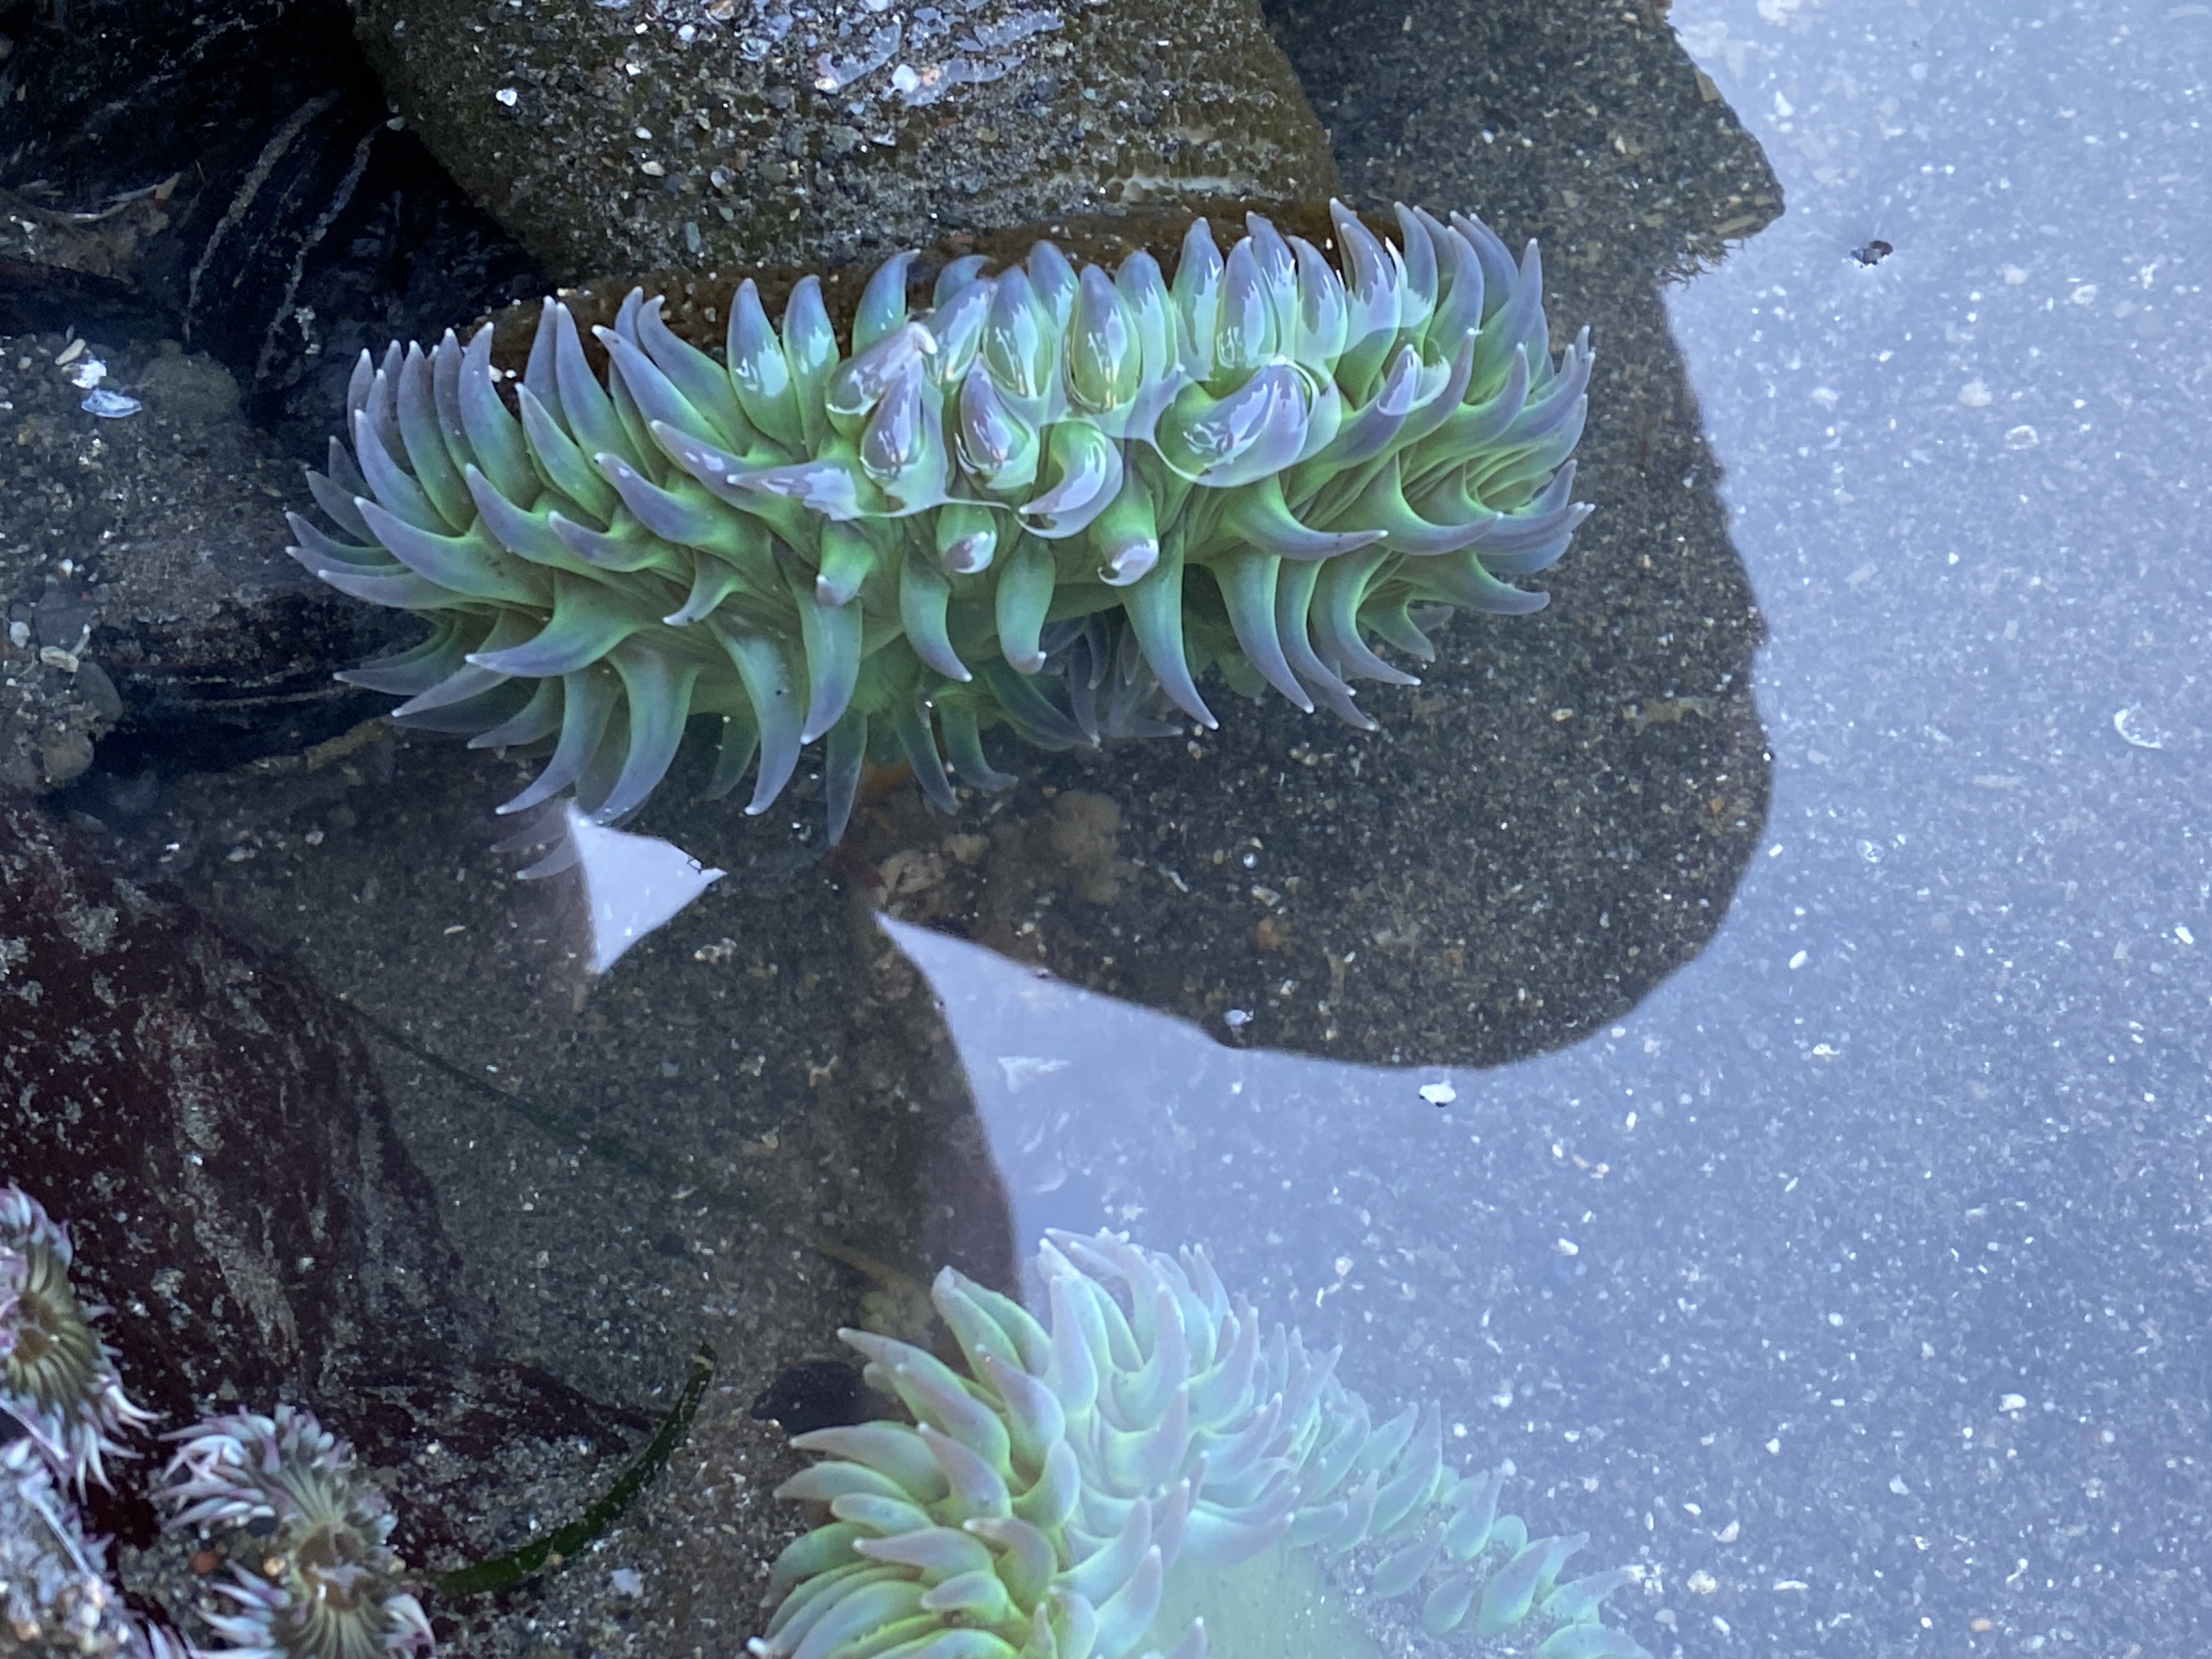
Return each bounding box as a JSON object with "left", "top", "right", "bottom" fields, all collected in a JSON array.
[
  {"left": 0, "top": 1186, "right": 157, "bottom": 1495},
  {"left": 754, "top": 1233, "right": 1650, "bottom": 1659},
  {"left": 299, "top": 203, "right": 1591, "bottom": 833},
  {"left": 1, "top": 1438, "right": 187, "bottom": 1659},
  {"left": 153, "top": 1406, "right": 434, "bottom": 1659}
]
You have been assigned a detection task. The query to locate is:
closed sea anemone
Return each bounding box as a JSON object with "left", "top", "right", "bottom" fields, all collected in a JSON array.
[
  {"left": 2, "top": 1438, "right": 184, "bottom": 1659},
  {"left": 0, "top": 1185, "right": 156, "bottom": 1495},
  {"left": 752, "top": 1230, "right": 1649, "bottom": 1659},
  {"left": 293, "top": 200, "right": 1591, "bottom": 840},
  {"left": 153, "top": 1406, "right": 433, "bottom": 1659}
]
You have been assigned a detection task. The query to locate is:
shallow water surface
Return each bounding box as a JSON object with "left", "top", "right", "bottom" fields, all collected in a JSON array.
[
  {"left": 872, "top": 1, "right": 2212, "bottom": 1650},
  {"left": 7, "top": 0, "right": 2208, "bottom": 1654}
]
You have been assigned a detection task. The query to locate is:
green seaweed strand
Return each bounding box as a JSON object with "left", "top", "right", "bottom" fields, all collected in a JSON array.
[{"left": 434, "top": 1345, "right": 716, "bottom": 1597}]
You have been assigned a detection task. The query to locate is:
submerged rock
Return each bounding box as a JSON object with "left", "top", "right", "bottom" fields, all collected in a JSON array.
[
  {"left": 355, "top": 0, "right": 1337, "bottom": 279},
  {"left": 825, "top": 0, "right": 1788, "bottom": 1069},
  {"left": 0, "top": 335, "right": 406, "bottom": 792},
  {"left": 0, "top": 791, "right": 635, "bottom": 1573},
  {"left": 0, "top": 786, "right": 468, "bottom": 1423},
  {"left": 0, "top": 0, "right": 544, "bottom": 428}
]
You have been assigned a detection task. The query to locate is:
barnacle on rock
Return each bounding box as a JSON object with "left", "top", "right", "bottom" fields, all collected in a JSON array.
[
  {"left": 1, "top": 1438, "right": 184, "bottom": 1659},
  {"left": 752, "top": 1231, "right": 1649, "bottom": 1659},
  {"left": 1, "top": 1186, "right": 156, "bottom": 1496},
  {"left": 154, "top": 1406, "right": 432, "bottom": 1659},
  {"left": 293, "top": 201, "right": 1590, "bottom": 839}
]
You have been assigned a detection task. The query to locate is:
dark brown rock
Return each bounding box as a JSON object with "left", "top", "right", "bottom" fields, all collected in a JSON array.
[
  {"left": 0, "top": 788, "right": 644, "bottom": 1583},
  {"left": 0, "top": 785, "right": 469, "bottom": 1422}
]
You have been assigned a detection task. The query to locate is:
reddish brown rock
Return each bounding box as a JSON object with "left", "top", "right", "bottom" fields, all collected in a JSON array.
[
  {"left": 0, "top": 789, "right": 646, "bottom": 1576},
  {"left": 0, "top": 787, "right": 466, "bottom": 1424}
]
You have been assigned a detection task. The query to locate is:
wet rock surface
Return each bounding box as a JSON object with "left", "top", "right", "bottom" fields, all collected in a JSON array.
[
  {"left": 0, "top": 0, "right": 544, "bottom": 434},
  {"left": 0, "top": 334, "right": 408, "bottom": 791},
  {"left": 0, "top": 785, "right": 464, "bottom": 1420},
  {"left": 355, "top": 0, "right": 1337, "bottom": 279},
  {"left": 59, "top": 724, "right": 1020, "bottom": 1654},
  {"left": 0, "top": 0, "right": 540, "bottom": 798}
]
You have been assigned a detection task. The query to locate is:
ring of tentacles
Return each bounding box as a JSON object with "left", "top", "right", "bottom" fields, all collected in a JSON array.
[{"left": 292, "top": 200, "right": 1591, "bottom": 839}]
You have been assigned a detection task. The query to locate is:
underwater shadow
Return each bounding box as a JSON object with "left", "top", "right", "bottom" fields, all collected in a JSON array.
[{"left": 846, "top": 0, "right": 1784, "bottom": 1070}]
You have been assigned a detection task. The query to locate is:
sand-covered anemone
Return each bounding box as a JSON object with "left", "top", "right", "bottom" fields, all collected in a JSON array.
[
  {"left": 752, "top": 1231, "right": 1649, "bottom": 1659},
  {"left": 153, "top": 1406, "right": 434, "bottom": 1659},
  {"left": 0, "top": 1186, "right": 156, "bottom": 1495},
  {"left": 294, "top": 200, "right": 1591, "bottom": 839},
  {"left": 2, "top": 1438, "right": 185, "bottom": 1659}
]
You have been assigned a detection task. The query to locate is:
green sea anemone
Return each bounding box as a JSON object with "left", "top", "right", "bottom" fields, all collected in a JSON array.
[
  {"left": 752, "top": 1231, "right": 1648, "bottom": 1659},
  {"left": 293, "top": 202, "right": 1590, "bottom": 839}
]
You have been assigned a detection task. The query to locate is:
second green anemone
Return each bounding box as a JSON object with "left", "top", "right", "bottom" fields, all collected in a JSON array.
[
  {"left": 754, "top": 1231, "right": 1649, "bottom": 1659},
  {"left": 293, "top": 202, "right": 1591, "bottom": 839}
]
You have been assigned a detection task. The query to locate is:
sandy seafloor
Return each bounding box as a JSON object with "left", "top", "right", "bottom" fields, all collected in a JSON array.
[{"left": 14, "top": 0, "right": 2210, "bottom": 1654}]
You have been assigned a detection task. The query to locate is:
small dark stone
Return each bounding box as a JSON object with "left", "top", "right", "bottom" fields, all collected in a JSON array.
[{"left": 750, "top": 1360, "right": 891, "bottom": 1437}]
